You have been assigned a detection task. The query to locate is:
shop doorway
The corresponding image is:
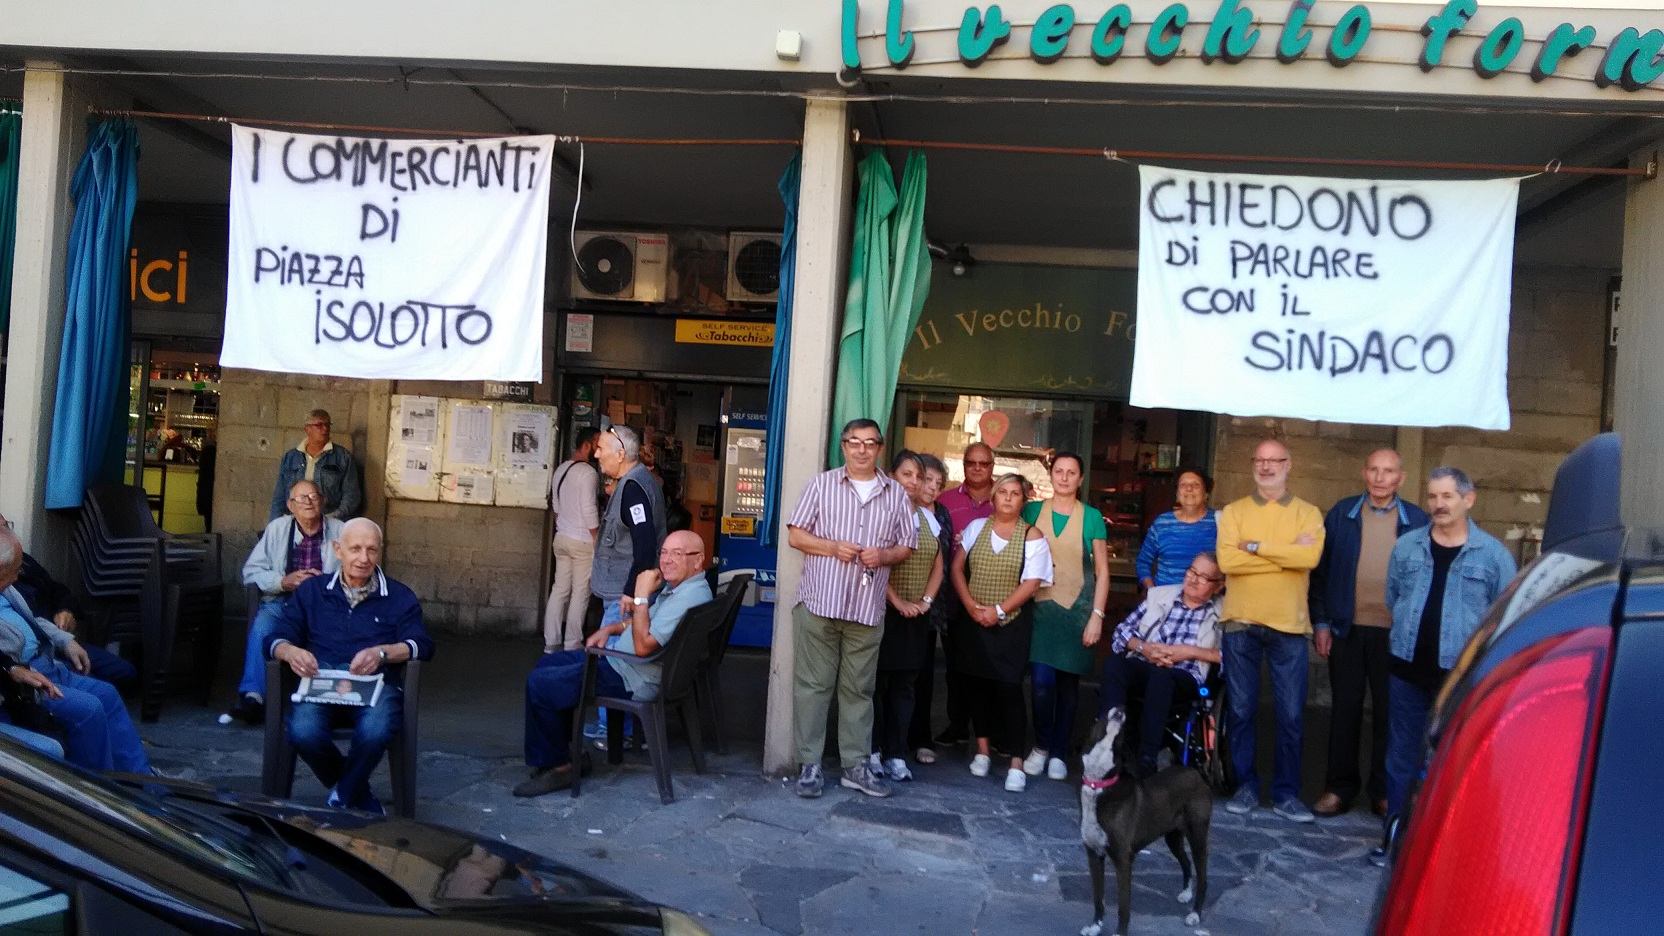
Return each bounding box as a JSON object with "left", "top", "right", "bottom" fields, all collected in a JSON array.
[
  {"left": 126, "top": 340, "right": 220, "bottom": 533},
  {"left": 896, "top": 390, "right": 1212, "bottom": 615},
  {"left": 560, "top": 376, "right": 776, "bottom": 643}
]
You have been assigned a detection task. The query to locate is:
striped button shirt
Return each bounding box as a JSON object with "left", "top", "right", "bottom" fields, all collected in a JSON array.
[{"left": 788, "top": 467, "right": 919, "bottom": 628}]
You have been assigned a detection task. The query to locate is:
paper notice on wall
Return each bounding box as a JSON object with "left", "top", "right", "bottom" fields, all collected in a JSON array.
[
  {"left": 445, "top": 471, "right": 494, "bottom": 504},
  {"left": 447, "top": 404, "right": 494, "bottom": 466},
  {"left": 566, "top": 313, "right": 594, "bottom": 353},
  {"left": 400, "top": 397, "right": 439, "bottom": 446},
  {"left": 506, "top": 410, "right": 548, "bottom": 469},
  {"left": 401, "top": 447, "right": 435, "bottom": 487}
]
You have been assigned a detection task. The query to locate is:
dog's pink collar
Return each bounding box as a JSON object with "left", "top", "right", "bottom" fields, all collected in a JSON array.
[{"left": 1082, "top": 773, "right": 1120, "bottom": 791}]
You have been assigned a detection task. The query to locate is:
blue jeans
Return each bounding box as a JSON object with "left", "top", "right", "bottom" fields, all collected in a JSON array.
[
  {"left": 287, "top": 674, "right": 402, "bottom": 810},
  {"left": 1030, "top": 663, "right": 1080, "bottom": 756},
  {"left": 239, "top": 599, "right": 286, "bottom": 697},
  {"left": 1385, "top": 674, "right": 1434, "bottom": 818},
  {"left": 0, "top": 718, "right": 64, "bottom": 758},
  {"left": 525, "top": 649, "right": 630, "bottom": 769},
  {"left": 31, "top": 656, "right": 150, "bottom": 774},
  {"left": 1223, "top": 626, "right": 1308, "bottom": 804}
]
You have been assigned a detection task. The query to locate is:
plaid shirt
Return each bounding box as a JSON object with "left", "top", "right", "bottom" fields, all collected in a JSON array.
[
  {"left": 787, "top": 467, "right": 918, "bottom": 628},
  {"left": 1111, "top": 596, "right": 1219, "bottom": 686},
  {"left": 288, "top": 526, "right": 326, "bottom": 575}
]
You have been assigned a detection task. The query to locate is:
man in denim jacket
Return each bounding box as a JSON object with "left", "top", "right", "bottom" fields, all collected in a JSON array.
[{"left": 1379, "top": 466, "right": 1516, "bottom": 838}]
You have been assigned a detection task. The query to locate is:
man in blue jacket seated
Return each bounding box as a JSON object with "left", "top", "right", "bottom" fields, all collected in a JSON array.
[
  {"left": 268, "top": 518, "right": 433, "bottom": 813},
  {"left": 513, "top": 529, "right": 712, "bottom": 798}
]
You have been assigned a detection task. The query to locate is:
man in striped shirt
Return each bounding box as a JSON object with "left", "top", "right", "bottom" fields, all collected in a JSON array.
[{"left": 787, "top": 419, "right": 917, "bottom": 799}]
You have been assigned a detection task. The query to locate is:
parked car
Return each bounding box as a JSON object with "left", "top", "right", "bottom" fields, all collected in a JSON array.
[
  {"left": 1372, "top": 434, "right": 1652, "bottom": 934},
  {"left": 0, "top": 736, "right": 710, "bottom": 935}
]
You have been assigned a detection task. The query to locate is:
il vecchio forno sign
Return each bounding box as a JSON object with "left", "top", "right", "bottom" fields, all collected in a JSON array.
[{"left": 842, "top": 0, "right": 1664, "bottom": 91}]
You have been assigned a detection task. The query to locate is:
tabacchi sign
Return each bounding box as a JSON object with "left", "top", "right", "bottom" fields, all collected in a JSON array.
[{"left": 841, "top": 0, "right": 1664, "bottom": 91}]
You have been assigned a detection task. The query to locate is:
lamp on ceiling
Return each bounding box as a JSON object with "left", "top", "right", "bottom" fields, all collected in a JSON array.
[{"left": 927, "top": 238, "right": 976, "bottom": 276}]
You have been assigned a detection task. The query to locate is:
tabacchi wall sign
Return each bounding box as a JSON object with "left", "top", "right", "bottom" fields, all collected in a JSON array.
[
  {"left": 841, "top": 0, "right": 1664, "bottom": 91},
  {"left": 222, "top": 126, "right": 554, "bottom": 381}
]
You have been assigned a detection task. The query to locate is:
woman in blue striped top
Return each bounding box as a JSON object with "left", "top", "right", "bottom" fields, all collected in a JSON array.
[{"left": 1136, "top": 469, "right": 1218, "bottom": 589}]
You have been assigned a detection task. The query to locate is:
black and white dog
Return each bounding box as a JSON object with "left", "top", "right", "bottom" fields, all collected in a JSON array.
[{"left": 1079, "top": 708, "right": 1211, "bottom": 936}]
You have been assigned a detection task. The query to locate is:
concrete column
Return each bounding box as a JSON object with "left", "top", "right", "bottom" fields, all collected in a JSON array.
[
  {"left": 763, "top": 97, "right": 853, "bottom": 776},
  {"left": 1616, "top": 150, "right": 1664, "bottom": 533},
  {"left": 0, "top": 64, "right": 94, "bottom": 560},
  {"left": 1395, "top": 427, "right": 1426, "bottom": 485}
]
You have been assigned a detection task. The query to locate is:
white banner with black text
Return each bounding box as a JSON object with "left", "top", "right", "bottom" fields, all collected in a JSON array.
[
  {"left": 1130, "top": 166, "right": 1517, "bottom": 430},
  {"left": 223, "top": 125, "right": 554, "bottom": 381}
]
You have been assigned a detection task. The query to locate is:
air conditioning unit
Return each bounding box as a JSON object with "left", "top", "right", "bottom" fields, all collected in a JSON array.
[
  {"left": 570, "top": 231, "right": 669, "bottom": 303},
  {"left": 726, "top": 231, "right": 783, "bottom": 302}
]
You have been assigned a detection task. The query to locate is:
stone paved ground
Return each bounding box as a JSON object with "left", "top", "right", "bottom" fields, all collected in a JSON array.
[{"left": 139, "top": 635, "right": 1385, "bottom": 935}]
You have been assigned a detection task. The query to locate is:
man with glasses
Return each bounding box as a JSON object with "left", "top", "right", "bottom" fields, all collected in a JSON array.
[
  {"left": 270, "top": 409, "right": 363, "bottom": 520},
  {"left": 514, "top": 530, "right": 712, "bottom": 797},
  {"left": 929, "top": 442, "right": 997, "bottom": 751},
  {"left": 787, "top": 419, "right": 917, "bottom": 799},
  {"left": 590, "top": 425, "right": 667, "bottom": 644},
  {"left": 1218, "top": 439, "right": 1325, "bottom": 822},
  {"left": 1098, "top": 552, "right": 1225, "bottom": 777},
  {"left": 230, "top": 480, "right": 344, "bottom": 725}
]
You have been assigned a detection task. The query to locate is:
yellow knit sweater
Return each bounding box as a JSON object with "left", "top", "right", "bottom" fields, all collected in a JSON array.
[{"left": 1217, "top": 493, "right": 1325, "bottom": 634}]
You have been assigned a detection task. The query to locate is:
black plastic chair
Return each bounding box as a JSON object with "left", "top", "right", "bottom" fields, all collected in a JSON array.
[
  {"left": 569, "top": 594, "right": 729, "bottom": 804},
  {"left": 694, "top": 574, "right": 752, "bottom": 755},
  {"left": 261, "top": 658, "right": 422, "bottom": 818}
]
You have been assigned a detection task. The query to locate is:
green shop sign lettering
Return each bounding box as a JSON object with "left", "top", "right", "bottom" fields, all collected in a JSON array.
[
  {"left": 840, "top": 0, "right": 1664, "bottom": 90},
  {"left": 899, "top": 263, "right": 1138, "bottom": 398}
]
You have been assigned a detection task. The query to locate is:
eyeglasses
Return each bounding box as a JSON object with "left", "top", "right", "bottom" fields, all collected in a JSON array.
[
  {"left": 1252, "top": 458, "right": 1289, "bottom": 466},
  {"left": 963, "top": 459, "right": 994, "bottom": 468},
  {"left": 842, "top": 438, "right": 882, "bottom": 450},
  {"left": 289, "top": 493, "right": 320, "bottom": 503},
  {"left": 1185, "top": 567, "right": 1225, "bottom": 584},
  {"left": 659, "top": 548, "right": 703, "bottom": 558},
  {"left": 305, "top": 422, "right": 330, "bottom": 430}
]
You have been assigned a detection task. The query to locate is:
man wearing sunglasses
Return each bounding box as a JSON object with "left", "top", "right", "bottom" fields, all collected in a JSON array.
[
  {"left": 786, "top": 419, "right": 917, "bottom": 799},
  {"left": 590, "top": 425, "right": 667, "bottom": 644}
]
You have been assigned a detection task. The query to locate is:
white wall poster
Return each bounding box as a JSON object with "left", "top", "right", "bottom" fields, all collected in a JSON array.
[
  {"left": 223, "top": 126, "right": 554, "bottom": 381},
  {"left": 1130, "top": 166, "right": 1518, "bottom": 430}
]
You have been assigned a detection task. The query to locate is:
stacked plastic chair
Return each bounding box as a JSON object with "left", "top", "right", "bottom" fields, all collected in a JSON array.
[{"left": 67, "top": 484, "right": 223, "bottom": 722}]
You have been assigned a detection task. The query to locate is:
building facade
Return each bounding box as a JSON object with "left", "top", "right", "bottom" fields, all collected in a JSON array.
[{"left": 2, "top": 0, "right": 1661, "bottom": 771}]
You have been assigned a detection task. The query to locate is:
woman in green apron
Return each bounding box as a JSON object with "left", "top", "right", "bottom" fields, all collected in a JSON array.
[
  {"left": 1020, "top": 453, "right": 1110, "bottom": 781},
  {"left": 871, "top": 451, "right": 943, "bottom": 782},
  {"left": 949, "top": 473, "right": 1053, "bottom": 793}
]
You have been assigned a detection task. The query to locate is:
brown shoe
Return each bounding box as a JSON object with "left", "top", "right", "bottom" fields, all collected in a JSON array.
[
  {"left": 1372, "top": 798, "right": 1389, "bottom": 817},
  {"left": 1312, "top": 792, "right": 1347, "bottom": 817}
]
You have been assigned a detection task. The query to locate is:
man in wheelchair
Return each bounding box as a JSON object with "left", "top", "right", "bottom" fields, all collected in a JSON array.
[{"left": 1098, "top": 552, "right": 1225, "bottom": 777}]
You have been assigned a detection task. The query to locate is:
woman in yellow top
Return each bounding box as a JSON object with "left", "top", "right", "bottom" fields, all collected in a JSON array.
[
  {"left": 1020, "top": 453, "right": 1109, "bottom": 781},
  {"left": 949, "top": 473, "right": 1053, "bottom": 793},
  {"left": 871, "top": 451, "right": 944, "bottom": 782}
]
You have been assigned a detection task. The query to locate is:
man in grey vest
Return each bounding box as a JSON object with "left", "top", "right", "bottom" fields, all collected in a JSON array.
[{"left": 591, "top": 426, "right": 668, "bottom": 639}]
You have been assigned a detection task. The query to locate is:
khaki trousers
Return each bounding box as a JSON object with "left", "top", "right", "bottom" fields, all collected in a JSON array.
[
  {"left": 544, "top": 536, "right": 594, "bottom": 651},
  {"left": 792, "top": 604, "right": 884, "bottom": 769}
]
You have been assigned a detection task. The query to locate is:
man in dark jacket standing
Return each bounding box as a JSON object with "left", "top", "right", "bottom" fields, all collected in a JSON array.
[
  {"left": 269, "top": 518, "right": 433, "bottom": 812},
  {"left": 1308, "top": 449, "right": 1428, "bottom": 817},
  {"left": 269, "top": 409, "right": 363, "bottom": 521}
]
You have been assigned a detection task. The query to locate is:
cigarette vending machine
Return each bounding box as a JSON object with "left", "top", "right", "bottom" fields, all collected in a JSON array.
[{"left": 717, "top": 407, "right": 776, "bottom": 646}]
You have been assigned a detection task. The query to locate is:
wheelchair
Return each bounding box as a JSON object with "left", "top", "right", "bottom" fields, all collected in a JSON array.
[{"left": 1164, "top": 670, "right": 1233, "bottom": 795}]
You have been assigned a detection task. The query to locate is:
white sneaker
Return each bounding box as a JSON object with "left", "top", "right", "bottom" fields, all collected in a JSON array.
[
  {"left": 969, "top": 754, "right": 991, "bottom": 777},
  {"left": 1022, "top": 748, "right": 1048, "bottom": 776},
  {"left": 1047, "top": 757, "right": 1069, "bottom": 780},
  {"left": 866, "top": 752, "right": 886, "bottom": 778},
  {"left": 1004, "top": 768, "right": 1027, "bottom": 792},
  {"left": 885, "top": 757, "right": 913, "bottom": 781}
]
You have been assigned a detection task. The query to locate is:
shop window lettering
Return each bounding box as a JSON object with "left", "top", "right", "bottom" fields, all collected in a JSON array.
[
  {"left": 843, "top": 0, "right": 1664, "bottom": 90},
  {"left": 129, "top": 249, "right": 188, "bottom": 304}
]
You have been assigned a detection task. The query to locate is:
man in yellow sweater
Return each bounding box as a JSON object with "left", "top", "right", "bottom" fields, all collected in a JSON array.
[{"left": 1217, "top": 439, "right": 1325, "bottom": 823}]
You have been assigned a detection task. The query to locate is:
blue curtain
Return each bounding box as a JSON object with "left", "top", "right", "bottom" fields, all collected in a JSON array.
[
  {"left": 759, "top": 151, "right": 800, "bottom": 549},
  {"left": 46, "top": 119, "right": 139, "bottom": 509}
]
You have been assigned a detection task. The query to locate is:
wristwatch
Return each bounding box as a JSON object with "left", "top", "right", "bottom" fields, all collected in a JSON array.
[
  {"left": 922, "top": 595, "right": 934, "bottom": 606},
  {"left": 1245, "top": 541, "right": 1260, "bottom": 554},
  {"left": 377, "top": 647, "right": 388, "bottom": 664},
  {"left": 995, "top": 603, "right": 1007, "bottom": 622},
  {"left": 634, "top": 594, "right": 652, "bottom": 604}
]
